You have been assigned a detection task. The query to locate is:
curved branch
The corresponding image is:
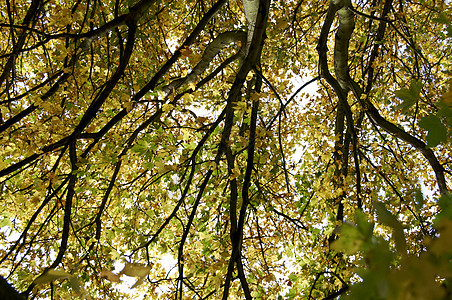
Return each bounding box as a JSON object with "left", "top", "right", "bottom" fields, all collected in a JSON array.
[
  {"left": 334, "top": 0, "right": 444, "bottom": 191},
  {"left": 317, "top": 0, "right": 361, "bottom": 216},
  {"left": 319, "top": 0, "right": 447, "bottom": 195},
  {"left": 133, "top": 0, "right": 227, "bottom": 100},
  {"left": 334, "top": 1, "right": 355, "bottom": 91},
  {"left": 48, "top": 142, "right": 78, "bottom": 270},
  {"left": 350, "top": 81, "right": 448, "bottom": 194},
  {"left": 76, "top": 0, "right": 158, "bottom": 47},
  {"left": 162, "top": 30, "right": 247, "bottom": 94}
]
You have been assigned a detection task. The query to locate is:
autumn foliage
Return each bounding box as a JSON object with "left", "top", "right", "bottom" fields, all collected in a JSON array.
[{"left": 1, "top": 0, "right": 452, "bottom": 299}]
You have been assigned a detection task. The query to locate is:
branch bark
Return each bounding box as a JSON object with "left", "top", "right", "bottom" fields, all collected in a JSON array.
[
  {"left": 0, "top": 276, "right": 25, "bottom": 300},
  {"left": 319, "top": 0, "right": 448, "bottom": 195},
  {"left": 162, "top": 30, "right": 246, "bottom": 94},
  {"left": 221, "top": 1, "right": 270, "bottom": 298},
  {"left": 133, "top": 0, "right": 227, "bottom": 100}
]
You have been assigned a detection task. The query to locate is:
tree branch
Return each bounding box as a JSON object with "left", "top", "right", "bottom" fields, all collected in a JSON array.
[{"left": 133, "top": 0, "right": 227, "bottom": 99}]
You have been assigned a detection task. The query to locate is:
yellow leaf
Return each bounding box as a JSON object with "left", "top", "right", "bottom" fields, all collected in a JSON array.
[
  {"left": 188, "top": 82, "right": 197, "bottom": 90},
  {"left": 131, "top": 276, "right": 146, "bottom": 288},
  {"left": 119, "top": 262, "right": 152, "bottom": 278},
  {"left": 180, "top": 46, "right": 193, "bottom": 58},
  {"left": 229, "top": 166, "right": 241, "bottom": 180},
  {"left": 119, "top": 262, "right": 152, "bottom": 289},
  {"left": 196, "top": 116, "right": 209, "bottom": 124},
  {"left": 442, "top": 89, "right": 452, "bottom": 106},
  {"left": 123, "top": 101, "right": 133, "bottom": 112},
  {"left": 182, "top": 93, "right": 194, "bottom": 104},
  {"left": 162, "top": 103, "right": 174, "bottom": 113},
  {"left": 276, "top": 19, "right": 288, "bottom": 30},
  {"left": 33, "top": 269, "right": 72, "bottom": 286},
  {"left": 33, "top": 269, "right": 91, "bottom": 299},
  {"left": 100, "top": 270, "right": 121, "bottom": 283}
]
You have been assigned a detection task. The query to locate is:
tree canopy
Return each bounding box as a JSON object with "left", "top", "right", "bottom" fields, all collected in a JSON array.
[{"left": 1, "top": 0, "right": 452, "bottom": 299}]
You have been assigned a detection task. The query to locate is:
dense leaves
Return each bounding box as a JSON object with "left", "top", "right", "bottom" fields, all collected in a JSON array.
[{"left": 0, "top": 0, "right": 451, "bottom": 299}]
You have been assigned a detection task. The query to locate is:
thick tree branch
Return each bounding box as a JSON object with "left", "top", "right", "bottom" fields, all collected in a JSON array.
[
  {"left": 318, "top": 0, "right": 361, "bottom": 217},
  {"left": 162, "top": 30, "right": 247, "bottom": 94},
  {"left": 350, "top": 81, "right": 448, "bottom": 194},
  {"left": 74, "top": 0, "right": 157, "bottom": 46},
  {"left": 334, "top": 0, "right": 355, "bottom": 91},
  {"left": 223, "top": 80, "right": 261, "bottom": 300},
  {"left": 332, "top": 0, "right": 447, "bottom": 195},
  {"left": 0, "top": 276, "right": 25, "bottom": 300},
  {"left": 133, "top": 0, "right": 227, "bottom": 99},
  {"left": 226, "top": 145, "right": 239, "bottom": 238},
  {"left": 221, "top": 0, "right": 269, "bottom": 297},
  {"left": 48, "top": 142, "right": 78, "bottom": 269}
]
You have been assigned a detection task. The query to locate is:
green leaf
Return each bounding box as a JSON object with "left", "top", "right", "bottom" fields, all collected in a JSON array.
[
  {"left": 287, "top": 287, "right": 298, "bottom": 299},
  {"left": 354, "top": 210, "right": 374, "bottom": 239},
  {"left": 433, "top": 13, "right": 450, "bottom": 25},
  {"left": 418, "top": 114, "right": 447, "bottom": 147},
  {"left": 69, "top": 276, "right": 83, "bottom": 294},
  {"left": 394, "top": 79, "right": 423, "bottom": 112},
  {"left": 347, "top": 270, "right": 389, "bottom": 300},
  {"left": 414, "top": 189, "right": 424, "bottom": 211},
  {"left": 436, "top": 100, "right": 452, "bottom": 126},
  {"left": 0, "top": 217, "right": 10, "bottom": 227},
  {"left": 374, "top": 202, "right": 406, "bottom": 254},
  {"left": 288, "top": 273, "right": 298, "bottom": 282},
  {"left": 32, "top": 269, "right": 90, "bottom": 299},
  {"left": 33, "top": 269, "right": 72, "bottom": 286},
  {"left": 435, "top": 192, "right": 452, "bottom": 224},
  {"left": 130, "top": 140, "right": 149, "bottom": 155},
  {"left": 331, "top": 223, "right": 364, "bottom": 254}
]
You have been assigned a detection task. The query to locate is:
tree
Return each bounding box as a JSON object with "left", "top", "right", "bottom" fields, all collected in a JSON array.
[{"left": 0, "top": 0, "right": 451, "bottom": 298}]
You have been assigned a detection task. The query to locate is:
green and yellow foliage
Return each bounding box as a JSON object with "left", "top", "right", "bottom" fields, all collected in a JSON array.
[{"left": 0, "top": 0, "right": 451, "bottom": 299}]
